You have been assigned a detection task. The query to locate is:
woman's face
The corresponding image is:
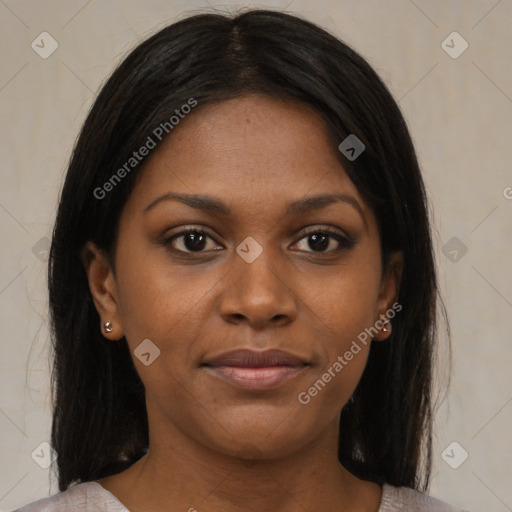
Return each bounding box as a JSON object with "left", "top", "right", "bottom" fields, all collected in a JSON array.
[{"left": 85, "top": 94, "right": 401, "bottom": 461}]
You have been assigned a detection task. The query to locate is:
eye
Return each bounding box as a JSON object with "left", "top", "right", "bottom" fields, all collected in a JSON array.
[
  {"left": 162, "top": 226, "right": 356, "bottom": 257},
  {"left": 164, "top": 228, "right": 221, "bottom": 254},
  {"left": 293, "top": 227, "right": 356, "bottom": 254}
]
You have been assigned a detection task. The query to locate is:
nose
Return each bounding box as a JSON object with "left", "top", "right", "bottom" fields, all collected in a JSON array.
[{"left": 218, "top": 246, "right": 298, "bottom": 329}]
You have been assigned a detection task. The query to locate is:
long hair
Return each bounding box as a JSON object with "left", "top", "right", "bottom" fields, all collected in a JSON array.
[{"left": 49, "top": 8, "right": 444, "bottom": 492}]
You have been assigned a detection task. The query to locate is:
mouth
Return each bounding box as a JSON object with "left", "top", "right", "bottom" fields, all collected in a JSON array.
[{"left": 201, "top": 349, "right": 309, "bottom": 391}]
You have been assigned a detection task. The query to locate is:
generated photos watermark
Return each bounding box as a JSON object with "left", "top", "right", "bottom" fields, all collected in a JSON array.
[
  {"left": 297, "top": 301, "right": 402, "bottom": 405},
  {"left": 93, "top": 98, "right": 198, "bottom": 200}
]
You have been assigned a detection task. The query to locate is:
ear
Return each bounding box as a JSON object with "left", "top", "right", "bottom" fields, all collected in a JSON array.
[
  {"left": 81, "top": 241, "right": 125, "bottom": 340},
  {"left": 373, "top": 250, "right": 403, "bottom": 341}
]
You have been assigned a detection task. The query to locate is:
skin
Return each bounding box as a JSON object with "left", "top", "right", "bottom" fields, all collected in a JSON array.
[{"left": 83, "top": 94, "right": 403, "bottom": 512}]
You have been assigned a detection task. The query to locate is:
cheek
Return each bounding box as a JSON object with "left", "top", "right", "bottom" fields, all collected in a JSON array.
[
  {"left": 295, "top": 254, "right": 381, "bottom": 408},
  {"left": 303, "top": 256, "right": 382, "bottom": 343},
  {"left": 298, "top": 349, "right": 370, "bottom": 416},
  {"left": 114, "top": 245, "right": 218, "bottom": 344},
  {"left": 297, "top": 289, "right": 373, "bottom": 414},
  {"left": 300, "top": 310, "right": 372, "bottom": 412}
]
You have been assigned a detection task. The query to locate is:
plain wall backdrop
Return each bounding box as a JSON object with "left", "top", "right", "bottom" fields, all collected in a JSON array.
[{"left": 0, "top": 0, "right": 511, "bottom": 510}]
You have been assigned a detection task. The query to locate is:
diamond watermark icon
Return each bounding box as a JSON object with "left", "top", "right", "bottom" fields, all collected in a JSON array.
[
  {"left": 31, "top": 32, "right": 59, "bottom": 59},
  {"left": 441, "top": 441, "right": 469, "bottom": 469},
  {"left": 442, "top": 236, "right": 468, "bottom": 263},
  {"left": 134, "top": 339, "right": 161, "bottom": 366},
  {"left": 441, "top": 32, "right": 468, "bottom": 59},
  {"left": 338, "top": 134, "right": 365, "bottom": 161},
  {"left": 31, "top": 441, "right": 56, "bottom": 469},
  {"left": 32, "top": 236, "right": 51, "bottom": 262},
  {"left": 236, "top": 237, "right": 263, "bottom": 263}
]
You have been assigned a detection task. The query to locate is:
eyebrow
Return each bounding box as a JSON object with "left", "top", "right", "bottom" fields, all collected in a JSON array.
[{"left": 144, "top": 192, "right": 367, "bottom": 226}]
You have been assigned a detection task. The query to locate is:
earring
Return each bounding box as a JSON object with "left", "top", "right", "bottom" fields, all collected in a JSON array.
[
  {"left": 382, "top": 321, "right": 392, "bottom": 334},
  {"left": 103, "top": 321, "right": 113, "bottom": 334}
]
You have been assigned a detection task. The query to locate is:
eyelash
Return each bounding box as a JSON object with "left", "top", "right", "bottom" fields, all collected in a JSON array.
[{"left": 162, "top": 226, "right": 356, "bottom": 257}]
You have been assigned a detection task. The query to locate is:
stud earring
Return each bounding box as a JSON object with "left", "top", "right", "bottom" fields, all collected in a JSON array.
[
  {"left": 382, "top": 321, "right": 392, "bottom": 334},
  {"left": 103, "top": 321, "right": 113, "bottom": 334}
]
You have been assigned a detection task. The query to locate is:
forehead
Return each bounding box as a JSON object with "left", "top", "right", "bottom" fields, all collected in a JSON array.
[{"left": 128, "top": 94, "right": 367, "bottom": 217}]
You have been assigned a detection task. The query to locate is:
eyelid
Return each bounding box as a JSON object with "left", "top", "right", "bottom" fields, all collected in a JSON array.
[
  {"left": 163, "top": 226, "right": 222, "bottom": 251},
  {"left": 295, "top": 224, "right": 349, "bottom": 239},
  {"left": 292, "top": 225, "right": 356, "bottom": 251}
]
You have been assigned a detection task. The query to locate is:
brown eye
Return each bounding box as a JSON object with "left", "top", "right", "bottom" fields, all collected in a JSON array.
[
  {"left": 165, "top": 229, "right": 220, "bottom": 254},
  {"left": 293, "top": 228, "right": 356, "bottom": 253}
]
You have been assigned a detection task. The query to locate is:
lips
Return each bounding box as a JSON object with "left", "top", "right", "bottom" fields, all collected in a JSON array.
[
  {"left": 202, "top": 349, "right": 309, "bottom": 391},
  {"left": 203, "top": 349, "right": 306, "bottom": 368}
]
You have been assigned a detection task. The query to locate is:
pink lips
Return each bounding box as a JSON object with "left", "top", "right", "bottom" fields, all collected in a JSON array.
[{"left": 202, "top": 349, "right": 308, "bottom": 391}]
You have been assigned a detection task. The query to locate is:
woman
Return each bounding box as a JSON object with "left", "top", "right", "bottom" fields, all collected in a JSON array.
[{"left": 15, "top": 8, "right": 469, "bottom": 512}]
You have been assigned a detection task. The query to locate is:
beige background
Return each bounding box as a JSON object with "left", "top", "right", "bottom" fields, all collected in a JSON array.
[{"left": 1, "top": 1, "right": 511, "bottom": 510}]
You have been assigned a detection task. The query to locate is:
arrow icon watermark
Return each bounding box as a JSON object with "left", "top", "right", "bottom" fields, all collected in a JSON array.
[
  {"left": 134, "top": 339, "right": 161, "bottom": 366},
  {"left": 338, "top": 134, "right": 365, "bottom": 161}
]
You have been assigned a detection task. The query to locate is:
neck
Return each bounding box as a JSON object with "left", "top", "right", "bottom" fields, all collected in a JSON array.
[{"left": 99, "top": 417, "right": 381, "bottom": 512}]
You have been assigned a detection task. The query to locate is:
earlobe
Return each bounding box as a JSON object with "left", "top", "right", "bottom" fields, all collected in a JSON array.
[{"left": 81, "top": 241, "right": 124, "bottom": 340}]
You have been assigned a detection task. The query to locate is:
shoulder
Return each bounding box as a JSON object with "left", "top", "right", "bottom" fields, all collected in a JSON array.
[
  {"left": 11, "top": 482, "right": 128, "bottom": 512},
  {"left": 379, "top": 483, "right": 471, "bottom": 512}
]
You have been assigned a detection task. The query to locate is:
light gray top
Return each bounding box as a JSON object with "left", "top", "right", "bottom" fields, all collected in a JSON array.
[{"left": 12, "top": 481, "right": 470, "bottom": 511}]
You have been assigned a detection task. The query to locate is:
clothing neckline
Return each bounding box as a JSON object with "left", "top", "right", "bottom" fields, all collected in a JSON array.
[{"left": 86, "top": 480, "right": 393, "bottom": 511}]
